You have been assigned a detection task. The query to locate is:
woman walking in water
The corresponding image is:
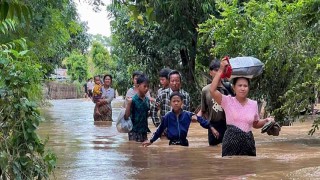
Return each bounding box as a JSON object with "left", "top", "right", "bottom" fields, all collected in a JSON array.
[
  {"left": 210, "top": 58, "right": 274, "bottom": 156},
  {"left": 94, "top": 74, "right": 115, "bottom": 121}
]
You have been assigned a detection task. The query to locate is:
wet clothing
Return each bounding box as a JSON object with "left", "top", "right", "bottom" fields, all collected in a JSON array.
[
  {"left": 151, "top": 88, "right": 190, "bottom": 127},
  {"left": 221, "top": 95, "right": 259, "bottom": 132},
  {"left": 220, "top": 95, "right": 259, "bottom": 156},
  {"left": 128, "top": 131, "right": 148, "bottom": 142},
  {"left": 125, "top": 87, "right": 151, "bottom": 106},
  {"left": 128, "top": 94, "right": 150, "bottom": 142},
  {"left": 208, "top": 120, "right": 227, "bottom": 146},
  {"left": 169, "top": 139, "right": 189, "bottom": 146},
  {"left": 150, "top": 87, "right": 168, "bottom": 127},
  {"left": 201, "top": 84, "right": 230, "bottom": 146},
  {"left": 150, "top": 110, "right": 211, "bottom": 146},
  {"left": 222, "top": 125, "right": 256, "bottom": 156},
  {"left": 93, "top": 87, "right": 115, "bottom": 121}
]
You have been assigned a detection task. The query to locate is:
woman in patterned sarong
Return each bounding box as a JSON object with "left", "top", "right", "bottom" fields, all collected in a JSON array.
[
  {"left": 209, "top": 58, "right": 274, "bottom": 156},
  {"left": 94, "top": 74, "right": 115, "bottom": 121}
]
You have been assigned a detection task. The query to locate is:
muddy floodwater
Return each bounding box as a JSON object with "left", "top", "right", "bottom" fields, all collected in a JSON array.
[{"left": 39, "top": 99, "right": 320, "bottom": 180}]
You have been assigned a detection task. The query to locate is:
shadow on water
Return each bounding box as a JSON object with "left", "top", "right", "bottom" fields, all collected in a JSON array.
[{"left": 39, "top": 99, "right": 320, "bottom": 180}]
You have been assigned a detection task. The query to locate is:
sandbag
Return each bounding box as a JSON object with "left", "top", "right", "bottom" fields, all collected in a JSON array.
[{"left": 229, "top": 56, "right": 264, "bottom": 79}]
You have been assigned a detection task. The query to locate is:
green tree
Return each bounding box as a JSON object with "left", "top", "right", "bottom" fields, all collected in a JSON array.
[
  {"left": 90, "top": 41, "right": 113, "bottom": 76},
  {"left": 0, "top": 50, "right": 56, "bottom": 179},
  {"left": 63, "top": 50, "right": 89, "bottom": 83},
  {"left": 110, "top": 0, "right": 219, "bottom": 105},
  {"left": 1, "top": 0, "right": 91, "bottom": 75},
  {"left": 198, "top": 0, "right": 320, "bottom": 132},
  {"left": 92, "top": 34, "right": 111, "bottom": 47},
  {"left": 0, "top": 4, "right": 56, "bottom": 177}
]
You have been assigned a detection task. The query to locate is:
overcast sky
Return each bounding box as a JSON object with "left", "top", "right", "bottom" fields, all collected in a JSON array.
[{"left": 75, "top": 0, "right": 112, "bottom": 37}]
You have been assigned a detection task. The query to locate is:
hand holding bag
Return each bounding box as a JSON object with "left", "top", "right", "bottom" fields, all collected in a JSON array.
[{"left": 116, "top": 108, "right": 133, "bottom": 133}]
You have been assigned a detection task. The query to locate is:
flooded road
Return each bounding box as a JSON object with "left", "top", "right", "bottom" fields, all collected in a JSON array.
[{"left": 39, "top": 99, "right": 320, "bottom": 180}]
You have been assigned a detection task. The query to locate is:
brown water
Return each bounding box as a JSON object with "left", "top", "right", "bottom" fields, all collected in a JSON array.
[{"left": 39, "top": 99, "right": 320, "bottom": 180}]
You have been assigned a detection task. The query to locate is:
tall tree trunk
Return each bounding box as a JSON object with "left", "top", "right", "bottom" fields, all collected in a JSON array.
[{"left": 179, "top": 43, "right": 196, "bottom": 85}]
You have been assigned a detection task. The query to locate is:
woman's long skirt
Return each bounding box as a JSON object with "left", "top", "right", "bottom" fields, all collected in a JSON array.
[
  {"left": 222, "top": 125, "right": 256, "bottom": 156},
  {"left": 94, "top": 104, "right": 112, "bottom": 121}
]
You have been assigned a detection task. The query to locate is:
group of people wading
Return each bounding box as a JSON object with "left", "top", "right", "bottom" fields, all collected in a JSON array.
[{"left": 89, "top": 57, "right": 274, "bottom": 157}]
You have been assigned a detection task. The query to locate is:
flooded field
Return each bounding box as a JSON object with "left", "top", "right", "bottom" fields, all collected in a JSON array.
[{"left": 39, "top": 99, "right": 320, "bottom": 180}]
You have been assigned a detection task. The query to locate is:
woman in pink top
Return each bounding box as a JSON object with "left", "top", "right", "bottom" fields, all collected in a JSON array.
[{"left": 210, "top": 58, "right": 273, "bottom": 156}]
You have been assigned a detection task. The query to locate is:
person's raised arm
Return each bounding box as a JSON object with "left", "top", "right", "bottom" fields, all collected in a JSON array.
[{"left": 210, "top": 59, "right": 229, "bottom": 105}]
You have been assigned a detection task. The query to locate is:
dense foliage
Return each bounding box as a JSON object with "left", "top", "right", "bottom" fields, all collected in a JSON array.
[
  {"left": 198, "top": 0, "right": 320, "bottom": 132},
  {"left": 1, "top": 3, "right": 319, "bottom": 179},
  {"left": 0, "top": 13, "right": 56, "bottom": 179},
  {"left": 0, "top": 49, "right": 56, "bottom": 179},
  {"left": 63, "top": 50, "right": 89, "bottom": 83},
  {"left": 109, "top": 0, "right": 221, "bottom": 104},
  {"left": 108, "top": 0, "right": 319, "bottom": 132},
  {"left": 0, "top": 0, "right": 92, "bottom": 178},
  {"left": 0, "top": 0, "right": 91, "bottom": 75}
]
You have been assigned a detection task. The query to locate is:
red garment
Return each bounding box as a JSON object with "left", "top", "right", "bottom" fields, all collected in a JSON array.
[{"left": 220, "top": 56, "right": 232, "bottom": 79}]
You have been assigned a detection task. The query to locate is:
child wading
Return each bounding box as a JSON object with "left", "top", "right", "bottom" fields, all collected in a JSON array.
[
  {"left": 143, "top": 92, "right": 216, "bottom": 147},
  {"left": 124, "top": 74, "right": 151, "bottom": 142}
]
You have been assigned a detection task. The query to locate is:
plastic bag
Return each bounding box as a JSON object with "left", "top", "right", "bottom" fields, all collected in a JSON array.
[
  {"left": 116, "top": 108, "right": 133, "bottom": 133},
  {"left": 229, "top": 56, "right": 264, "bottom": 79}
]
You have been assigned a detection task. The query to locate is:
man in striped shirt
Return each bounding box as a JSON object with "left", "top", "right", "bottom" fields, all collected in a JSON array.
[
  {"left": 151, "top": 68, "right": 171, "bottom": 126},
  {"left": 151, "top": 70, "right": 190, "bottom": 127}
]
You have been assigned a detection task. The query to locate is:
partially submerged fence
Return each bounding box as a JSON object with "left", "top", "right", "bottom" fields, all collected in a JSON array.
[{"left": 44, "top": 81, "right": 82, "bottom": 99}]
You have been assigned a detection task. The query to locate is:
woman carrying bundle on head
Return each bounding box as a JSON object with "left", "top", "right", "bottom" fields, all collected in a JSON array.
[{"left": 210, "top": 57, "right": 274, "bottom": 156}]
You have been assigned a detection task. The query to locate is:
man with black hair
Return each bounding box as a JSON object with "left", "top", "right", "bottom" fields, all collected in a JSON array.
[
  {"left": 125, "top": 71, "right": 152, "bottom": 106},
  {"left": 197, "top": 59, "right": 234, "bottom": 146},
  {"left": 151, "top": 70, "right": 190, "bottom": 127},
  {"left": 151, "top": 68, "right": 171, "bottom": 126},
  {"left": 124, "top": 74, "right": 151, "bottom": 142}
]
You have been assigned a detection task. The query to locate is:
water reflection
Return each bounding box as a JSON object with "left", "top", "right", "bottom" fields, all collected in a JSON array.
[{"left": 39, "top": 99, "right": 320, "bottom": 180}]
